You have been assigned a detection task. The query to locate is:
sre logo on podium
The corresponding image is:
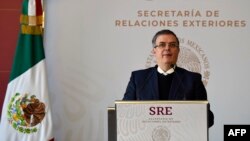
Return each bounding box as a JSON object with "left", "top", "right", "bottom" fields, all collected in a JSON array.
[{"left": 224, "top": 125, "right": 249, "bottom": 141}]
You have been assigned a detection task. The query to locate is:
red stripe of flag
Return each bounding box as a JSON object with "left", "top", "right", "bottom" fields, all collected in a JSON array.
[{"left": 35, "top": 0, "right": 43, "bottom": 16}]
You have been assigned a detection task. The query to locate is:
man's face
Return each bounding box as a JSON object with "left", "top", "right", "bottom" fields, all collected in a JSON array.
[{"left": 153, "top": 34, "right": 179, "bottom": 66}]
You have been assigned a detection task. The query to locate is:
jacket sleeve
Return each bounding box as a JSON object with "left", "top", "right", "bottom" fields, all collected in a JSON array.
[
  {"left": 123, "top": 72, "right": 137, "bottom": 100},
  {"left": 194, "top": 73, "right": 214, "bottom": 127},
  {"left": 208, "top": 103, "right": 214, "bottom": 127},
  {"left": 194, "top": 73, "right": 207, "bottom": 100}
]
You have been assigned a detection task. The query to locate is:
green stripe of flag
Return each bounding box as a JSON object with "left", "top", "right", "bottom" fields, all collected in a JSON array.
[
  {"left": 22, "top": 0, "right": 29, "bottom": 15},
  {"left": 10, "top": 33, "right": 45, "bottom": 82}
]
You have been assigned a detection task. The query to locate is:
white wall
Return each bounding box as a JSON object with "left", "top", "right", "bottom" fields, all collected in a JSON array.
[{"left": 44, "top": 0, "right": 250, "bottom": 140}]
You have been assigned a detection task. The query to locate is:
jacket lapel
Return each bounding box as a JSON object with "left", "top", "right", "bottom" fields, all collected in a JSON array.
[
  {"left": 140, "top": 67, "right": 159, "bottom": 100},
  {"left": 169, "top": 67, "right": 183, "bottom": 100},
  {"left": 151, "top": 69, "right": 159, "bottom": 100}
]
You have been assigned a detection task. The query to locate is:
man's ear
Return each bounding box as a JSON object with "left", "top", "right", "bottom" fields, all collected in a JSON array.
[{"left": 177, "top": 47, "right": 180, "bottom": 53}]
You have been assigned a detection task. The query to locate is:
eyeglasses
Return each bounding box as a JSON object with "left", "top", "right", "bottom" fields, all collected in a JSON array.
[{"left": 154, "top": 42, "right": 179, "bottom": 48}]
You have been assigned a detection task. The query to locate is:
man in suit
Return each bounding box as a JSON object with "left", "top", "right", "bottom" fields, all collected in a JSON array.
[{"left": 123, "top": 29, "right": 214, "bottom": 127}]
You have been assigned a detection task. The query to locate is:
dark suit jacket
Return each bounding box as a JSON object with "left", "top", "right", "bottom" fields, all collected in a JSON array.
[{"left": 123, "top": 66, "right": 214, "bottom": 127}]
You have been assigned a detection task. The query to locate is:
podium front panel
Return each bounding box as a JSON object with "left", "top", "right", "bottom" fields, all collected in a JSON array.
[{"left": 115, "top": 101, "right": 208, "bottom": 141}]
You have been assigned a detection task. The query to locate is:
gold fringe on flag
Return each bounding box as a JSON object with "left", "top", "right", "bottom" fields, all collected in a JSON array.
[{"left": 21, "top": 25, "right": 43, "bottom": 35}]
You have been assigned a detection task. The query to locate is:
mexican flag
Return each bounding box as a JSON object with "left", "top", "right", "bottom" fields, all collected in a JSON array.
[{"left": 0, "top": 0, "right": 54, "bottom": 140}]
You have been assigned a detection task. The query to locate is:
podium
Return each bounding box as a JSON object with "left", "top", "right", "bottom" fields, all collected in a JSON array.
[{"left": 108, "top": 101, "right": 208, "bottom": 141}]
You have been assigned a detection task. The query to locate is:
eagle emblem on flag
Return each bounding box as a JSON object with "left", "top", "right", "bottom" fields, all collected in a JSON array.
[{"left": 7, "top": 93, "right": 46, "bottom": 134}]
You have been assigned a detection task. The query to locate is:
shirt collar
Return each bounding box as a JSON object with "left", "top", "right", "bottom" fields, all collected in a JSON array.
[{"left": 157, "top": 66, "right": 175, "bottom": 76}]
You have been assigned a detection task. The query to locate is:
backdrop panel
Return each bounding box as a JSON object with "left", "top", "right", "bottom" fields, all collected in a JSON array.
[{"left": 44, "top": 0, "right": 250, "bottom": 140}]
